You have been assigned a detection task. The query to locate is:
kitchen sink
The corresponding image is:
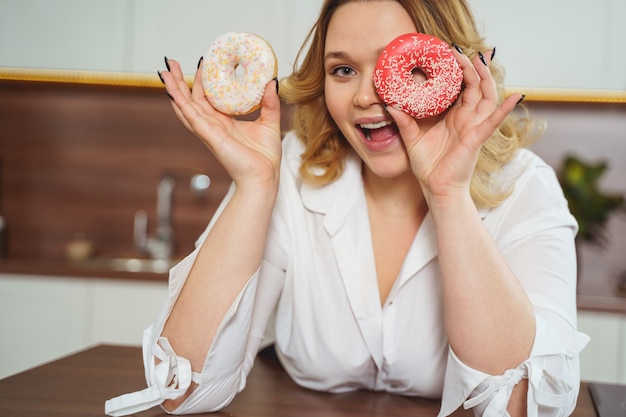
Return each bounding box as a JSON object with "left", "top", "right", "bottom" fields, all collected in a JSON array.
[{"left": 75, "top": 257, "right": 178, "bottom": 274}]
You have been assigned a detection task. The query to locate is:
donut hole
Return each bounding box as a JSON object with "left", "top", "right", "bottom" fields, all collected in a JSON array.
[
  {"left": 411, "top": 67, "right": 428, "bottom": 84},
  {"left": 235, "top": 64, "right": 244, "bottom": 79}
]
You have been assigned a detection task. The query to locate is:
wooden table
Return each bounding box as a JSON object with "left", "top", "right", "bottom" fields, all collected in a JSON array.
[{"left": 0, "top": 345, "right": 597, "bottom": 417}]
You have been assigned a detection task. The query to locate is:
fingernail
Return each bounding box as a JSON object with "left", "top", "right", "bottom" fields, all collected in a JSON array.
[
  {"left": 196, "top": 56, "right": 203, "bottom": 70},
  {"left": 157, "top": 70, "right": 165, "bottom": 85},
  {"left": 516, "top": 94, "right": 526, "bottom": 105},
  {"left": 478, "top": 51, "right": 487, "bottom": 66},
  {"left": 273, "top": 77, "right": 279, "bottom": 95},
  {"left": 452, "top": 43, "right": 463, "bottom": 54},
  {"left": 490, "top": 46, "right": 497, "bottom": 61},
  {"left": 164, "top": 56, "right": 171, "bottom": 72},
  {"left": 166, "top": 92, "right": 174, "bottom": 101}
]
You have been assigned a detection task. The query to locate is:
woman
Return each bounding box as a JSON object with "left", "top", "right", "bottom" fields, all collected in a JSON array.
[{"left": 105, "top": 1, "right": 588, "bottom": 416}]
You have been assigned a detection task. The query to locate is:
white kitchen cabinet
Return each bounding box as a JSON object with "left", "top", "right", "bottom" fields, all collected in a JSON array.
[
  {"left": 0, "top": 0, "right": 129, "bottom": 73},
  {"left": 0, "top": 273, "right": 168, "bottom": 379},
  {"left": 621, "top": 315, "right": 626, "bottom": 384},
  {"left": 90, "top": 278, "right": 168, "bottom": 346},
  {"left": 0, "top": 275, "right": 91, "bottom": 378},
  {"left": 0, "top": 0, "right": 322, "bottom": 79},
  {"left": 1, "top": 0, "right": 625, "bottom": 90},
  {"left": 577, "top": 310, "right": 626, "bottom": 384},
  {"left": 128, "top": 0, "right": 316, "bottom": 79},
  {"left": 469, "top": 0, "right": 626, "bottom": 90}
]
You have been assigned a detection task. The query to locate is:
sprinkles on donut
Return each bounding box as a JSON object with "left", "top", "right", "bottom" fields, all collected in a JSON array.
[
  {"left": 373, "top": 32, "right": 463, "bottom": 119},
  {"left": 201, "top": 32, "right": 278, "bottom": 115}
]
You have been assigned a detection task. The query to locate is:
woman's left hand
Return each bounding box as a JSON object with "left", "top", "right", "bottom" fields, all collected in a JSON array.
[{"left": 387, "top": 48, "right": 523, "bottom": 205}]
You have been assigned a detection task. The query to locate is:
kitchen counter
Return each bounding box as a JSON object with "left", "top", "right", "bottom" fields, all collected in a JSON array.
[
  {"left": 0, "top": 344, "right": 598, "bottom": 417},
  {"left": 0, "top": 258, "right": 169, "bottom": 282}
]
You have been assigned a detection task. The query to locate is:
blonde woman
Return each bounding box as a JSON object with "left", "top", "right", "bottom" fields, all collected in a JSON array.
[{"left": 106, "top": 1, "right": 588, "bottom": 416}]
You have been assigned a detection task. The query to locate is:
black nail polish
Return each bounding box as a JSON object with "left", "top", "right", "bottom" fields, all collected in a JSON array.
[
  {"left": 166, "top": 92, "right": 174, "bottom": 101},
  {"left": 164, "top": 56, "right": 171, "bottom": 72},
  {"left": 157, "top": 70, "right": 165, "bottom": 85},
  {"left": 516, "top": 94, "right": 526, "bottom": 105},
  {"left": 490, "top": 46, "right": 497, "bottom": 61},
  {"left": 197, "top": 56, "right": 203, "bottom": 70},
  {"left": 273, "top": 77, "right": 279, "bottom": 95},
  {"left": 478, "top": 51, "right": 487, "bottom": 66},
  {"left": 452, "top": 43, "right": 463, "bottom": 54}
]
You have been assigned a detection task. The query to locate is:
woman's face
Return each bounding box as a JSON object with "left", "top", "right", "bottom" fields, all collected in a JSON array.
[{"left": 324, "top": 1, "right": 438, "bottom": 179}]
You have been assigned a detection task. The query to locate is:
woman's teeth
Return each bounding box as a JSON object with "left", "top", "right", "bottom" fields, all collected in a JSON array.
[
  {"left": 359, "top": 120, "right": 392, "bottom": 141},
  {"left": 360, "top": 120, "right": 391, "bottom": 130}
]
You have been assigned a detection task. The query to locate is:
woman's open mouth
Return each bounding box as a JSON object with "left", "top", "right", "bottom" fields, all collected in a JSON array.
[{"left": 358, "top": 120, "right": 400, "bottom": 146}]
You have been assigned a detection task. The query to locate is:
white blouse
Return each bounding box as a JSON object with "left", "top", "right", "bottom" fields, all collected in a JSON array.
[{"left": 105, "top": 132, "right": 589, "bottom": 417}]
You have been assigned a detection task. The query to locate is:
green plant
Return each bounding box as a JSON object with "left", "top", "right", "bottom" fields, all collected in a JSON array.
[{"left": 558, "top": 155, "right": 625, "bottom": 246}]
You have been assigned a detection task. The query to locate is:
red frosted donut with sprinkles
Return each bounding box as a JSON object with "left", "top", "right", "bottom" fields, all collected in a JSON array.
[
  {"left": 202, "top": 32, "right": 278, "bottom": 115},
  {"left": 373, "top": 33, "right": 463, "bottom": 119}
]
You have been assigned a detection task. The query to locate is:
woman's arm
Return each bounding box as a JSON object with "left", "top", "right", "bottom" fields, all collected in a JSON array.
[
  {"left": 429, "top": 191, "right": 535, "bottom": 416},
  {"left": 388, "top": 49, "right": 534, "bottom": 416},
  {"left": 158, "top": 59, "right": 283, "bottom": 409}
]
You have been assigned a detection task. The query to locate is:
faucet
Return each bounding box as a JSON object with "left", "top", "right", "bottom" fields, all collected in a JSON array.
[
  {"left": 134, "top": 174, "right": 175, "bottom": 260},
  {"left": 133, "top": 172, "right": 210, "bottom": 261}
]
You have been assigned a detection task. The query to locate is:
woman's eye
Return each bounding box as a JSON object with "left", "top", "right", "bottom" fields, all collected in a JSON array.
[{"left": 331, "top": 66, "right": 356, "bottom": 77}]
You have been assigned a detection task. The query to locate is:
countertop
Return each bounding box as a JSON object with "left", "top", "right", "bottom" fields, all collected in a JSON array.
[
  {"left": 0, "top": 258, "right": 169, "bottom": 282},
  {"left": 0, "top": 344, "right": 598, "bottom": 417}
]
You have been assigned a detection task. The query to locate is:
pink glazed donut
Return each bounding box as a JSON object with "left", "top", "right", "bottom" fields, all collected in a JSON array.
[
  {"left": 373, "top": 33, "right": 463, "bottom": 119},
  {"left": 202, "top": 32, "right": 278, "bottom": 115}
]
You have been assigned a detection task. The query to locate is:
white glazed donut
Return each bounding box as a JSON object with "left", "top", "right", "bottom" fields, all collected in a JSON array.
[
  {"left": 202, "top": 32, "right": 278, "bottom": 115},
  {"left": 373, "top": 32, "right": 463, "bottom": 119}
]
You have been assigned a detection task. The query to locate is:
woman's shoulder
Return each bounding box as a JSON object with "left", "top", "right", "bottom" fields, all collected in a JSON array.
[
  {"left": 495, "top": 149, "right": 561, "bottom": 194},
  {"left": 489, "top": 148, "right": 574, "bottom": 225}
]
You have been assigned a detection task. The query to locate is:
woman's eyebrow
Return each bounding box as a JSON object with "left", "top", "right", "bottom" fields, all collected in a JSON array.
[
  {"left": 324, "top": 47, "right": 385, "bottom": 62},
  {"left": 324, "top": 51, "right": 349, "bottom": 61}
]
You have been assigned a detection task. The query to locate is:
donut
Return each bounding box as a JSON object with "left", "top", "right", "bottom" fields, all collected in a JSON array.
[
  {"left": 202, "top": 32, "right": 278, "bottom": 115},
  {"left": 373, "top": 33, "right": 463, "bottom": 119}
]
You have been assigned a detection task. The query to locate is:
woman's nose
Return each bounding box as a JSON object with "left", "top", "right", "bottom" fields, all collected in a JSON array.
[{"left": 353, "top": 71, "right": 383, "bottom": 108}]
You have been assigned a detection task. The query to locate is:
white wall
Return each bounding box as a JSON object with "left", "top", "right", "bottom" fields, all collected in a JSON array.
[{"left": 1, "top": 0, "right": 625, "bottom": 89}]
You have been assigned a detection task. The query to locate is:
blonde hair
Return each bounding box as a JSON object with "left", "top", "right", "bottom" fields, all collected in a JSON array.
[{"left": 280, "top": 0, "right": 541, "bottom": 208}]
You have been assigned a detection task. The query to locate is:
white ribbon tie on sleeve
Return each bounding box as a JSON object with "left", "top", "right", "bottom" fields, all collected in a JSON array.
[
  {"left": 463, "top": 361, "right": 572, "bottom": 417},
  {"left": 104, "top": 337, "right": 192, "bottom": 416}
]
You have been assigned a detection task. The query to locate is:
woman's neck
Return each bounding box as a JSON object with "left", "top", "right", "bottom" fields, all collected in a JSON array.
[{"left": 362, "top": 167, "right": 428, "bottom": 220}]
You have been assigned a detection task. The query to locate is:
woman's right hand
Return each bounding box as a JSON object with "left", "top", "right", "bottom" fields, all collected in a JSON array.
[{"left": 160, "top": 58, "right": 282, "bottom": 191}]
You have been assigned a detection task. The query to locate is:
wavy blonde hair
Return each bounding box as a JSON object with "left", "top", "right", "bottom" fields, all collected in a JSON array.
[{"left": 280, "top": 0, "right": 542, "bottom": 208}]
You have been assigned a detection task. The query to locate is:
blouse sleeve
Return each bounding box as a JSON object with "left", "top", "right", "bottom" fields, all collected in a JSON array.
[
  {"left": 105, "top": 183, "right": 287, "bottom": 416},
  {"left": 438, "top": 158, "right": 590, "bottom": 417}
]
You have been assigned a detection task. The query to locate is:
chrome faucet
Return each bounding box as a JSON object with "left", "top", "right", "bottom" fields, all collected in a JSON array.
[
  {"left": 133, "top": 172, "right": 210, "bottom": 260},
  {"left": 134, "top": 174, "right": 175, "bottom": 260},
  {"left": 153, "top": 174, "right": 176, "bottom": 258}
]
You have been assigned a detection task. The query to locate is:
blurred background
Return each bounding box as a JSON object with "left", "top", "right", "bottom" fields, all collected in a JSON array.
[{"left": 0, "top": 0, "right": 625, "bottom": 387}]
